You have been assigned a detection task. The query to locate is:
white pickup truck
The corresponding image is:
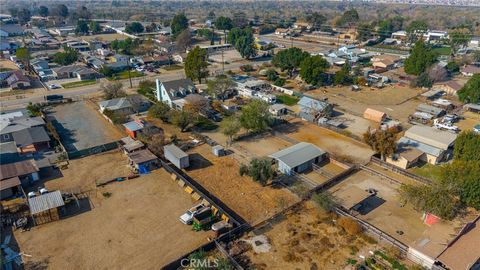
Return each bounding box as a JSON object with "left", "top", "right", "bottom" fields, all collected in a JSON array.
[{"left": 179, "top": 203, "right": 208, "bottom": 225}]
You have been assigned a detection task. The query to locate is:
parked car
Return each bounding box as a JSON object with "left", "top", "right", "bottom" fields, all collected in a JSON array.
[
  {"left": 179, "top": 203, "right": 208, "bottom": 225},
  {"left": 48, "top": 84, "right": 61, "bottom": 89}
]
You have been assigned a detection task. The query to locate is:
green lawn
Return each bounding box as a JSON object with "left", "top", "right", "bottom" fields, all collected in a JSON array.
[
  {"left": 432, "top": 47, "right": 452, "bottom": 56},
  {"left": 410, "top": 164, "right": 443, "bottom": 181},
  {"left": 162, "top": 64, "right": 183, "bottom": 71},
  {"left": 276, "top": 94, "right": 300, "bottom": 106},
  {"left": 108, "top": 70, "right": 145, "bottom": 81},
  {"left": 61, "top": 79, "right": 97, "bottom": 89}
]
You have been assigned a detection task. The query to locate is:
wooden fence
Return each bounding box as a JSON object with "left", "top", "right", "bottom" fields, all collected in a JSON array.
[{"left": 370, "top": 156, "right": 433, "bottom": 185}]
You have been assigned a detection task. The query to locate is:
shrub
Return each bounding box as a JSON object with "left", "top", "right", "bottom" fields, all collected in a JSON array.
[
  {"left": 337, "top": 217, "right": 362, "bottom": 235},
  {"left": 240, "top": 64, "right": 254, "bottom": 72},
  {"left": 274, "top": 77, "right": 286, "bottom": 87}
]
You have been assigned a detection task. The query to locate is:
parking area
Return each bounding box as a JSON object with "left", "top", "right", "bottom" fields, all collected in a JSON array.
[
  {"left": 48, "top": 101, "right": 124, "bottom": 152},
  {"left": 328, "top": 169, "right": 472, "bottom": 259},
  {"left": 457, "top": 111, "right": 480, "bottom": 132},
  {"left": 185, "top": 143, "right": 300, "bottom": 226},
  {"left": 14, "top": 167, "right": 211, "bottom": 269}
]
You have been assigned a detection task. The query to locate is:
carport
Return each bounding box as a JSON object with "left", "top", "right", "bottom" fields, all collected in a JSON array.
[{"left": 28, "top": 190, "right": 65, "bottom": 225}]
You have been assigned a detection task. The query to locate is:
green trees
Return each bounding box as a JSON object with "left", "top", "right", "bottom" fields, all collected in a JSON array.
[
  {"left": 335, "top": 9, "right": 359, "bottom": 27},
  {"left": 110, "top": 38, "right": 140, "bottom": 55},
  {"left": 170, "top": 110, "right": 193, "bottom": 132},
  {"left": 457, "top": 74, "right": 480, "bottom": 103},
  {"left": 137, "top": 80, "right": 156, "bottom": 100},
  {"left": 299, "top": 55, "right": 330, "bottom": 86},
  {"left": 448, "top": 30, "right": 471, "bottom": 56},
  {"left": 441, "top": 161, "right": 480, "bottom": 210},
  {"left": 184, "top": 46, "right": 209, "bottom": 83},
  {"left": 272, "top": 47, "right": 310, "bottom": 78},
  {"left": 15, "top": 47, "right": 30, "bottom": 64},
  {"left": 206, "top": 75, "right": 235, "bottom": 101},
  {"left": 215, "top": 16, "right": 233, "bottom": 42},
  {"left": 363, "top": 127, "right": 397, "bottom": 161},
  {"left": 356, "top": 22, "right": 374, "bottom": 42},
  {"left": 312, "top": 191, "right": 337, "bottom": 212},
  {"left": 227, "top": 28, "right": 256, "bottom": 59},
  {"left": 171, "top": 13, "right": 189, "bottom": 38},
  {"left": 266, "top": 69, "right": 278, "bottom": 81},
  {"left": 75, "top": 20, "right": 89, "bottom": 35},
  {"left": 399, "top": 183, "right": 461, "bottom": 220},
  {"left": 334, "top": 60, "right": 353, "bottom": 86},
  {"left": 239, "top": 100, "right": 271, "bottom": 133},
  {"left": 377, "top": 16, "right": 404, "bottom": 40},
  {"left": 454, "top": 131, "right": 480, "bottom": 161},
  {"left": 306, "top": 12, "right": 327, "bottom": 31},
  {"left": 17, "top": 8, "right": 31, "bottom": 25},
  {"left": 53, "top": 4, "right": 69, "bottom": 18},
  {"left": 239, "top": 158, "right": 274, "bottom": 186},
  {"left": 53, "top": 47, "right": 78, "bottom": 66},
  {"left": 125, "top": 22, "right": 144, "bottom": 34},
  {"left": 148, "top": 102, "right": 172, "bottom": 122},
  {"left": 38, "top": 6, "right": 49, "bottom": 17},
  {"left": 221, "top": 116, "right": 241, "bottom": 146},
  {"left": 89, "top": 21, "right": 101, "bottom": 34},
  {"left": 404, "top": 40, "right": 437, "bottom": 75},
  {"left": 406, "top": 20, "right": 428, "bottom": 42}
]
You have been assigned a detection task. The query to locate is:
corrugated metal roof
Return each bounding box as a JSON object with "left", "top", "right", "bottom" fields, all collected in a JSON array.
[
  {"left": 299, "top": 96, "right": 329, "bottom": 111},
  {"left": 416, "top": 103, "right": 444, "bottom": 116},
  {"left": 269, "top": 142, "right": 325, "bottom": 169},
  {"left": 404, "top": 125, "right": 457, "bottom": 150},
  {"left": 28, "top": 190, "right": 65, "bottom": 215},
  {"left": 398, "top": 137, "right": 443, "bottom": 157},
  {"left": 164, "top": 144, "right": 188, "bottom": 159},
  {"left": 0, "top": 160, "right": 39, "bottom": 180},
  {"left": 0, "top": 176, "right": 21, "bottom": 191}
]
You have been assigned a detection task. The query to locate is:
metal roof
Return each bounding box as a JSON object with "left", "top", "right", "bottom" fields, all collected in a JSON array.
[
  {"left": 0, "top": 176, "right": 21, "bottom": 191},
  {"left": 404, "top": 125, "right": 457, "bottom": 150},
  {"left": 416, "top": 103, "right": 444, "bottom": 116},
  {"left": 299, "top": 96, "right": 330, "bottom": 111},
  {"left": 164, "top": 144, "right": 188, "bottom": 159},
  {"left": 28, "top": 190, "right": 65, "bottom": 215},
  {"left": 0, "top": 160, "right": 39, "bottom": 180},
  {"left": 269, "top": 142, "right": 325, "bottom": 169},
  {"left": 398, "top": 137, "right": 443, "bottom": 157},
  {"left": 127, "top": 149, "right": 157, "bottom": 164}
]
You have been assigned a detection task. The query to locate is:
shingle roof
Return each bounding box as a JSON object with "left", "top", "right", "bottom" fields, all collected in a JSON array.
[
  {"left": 99, "top": 97, "right": 131, "bottom": 111},
  {"left": 162, "top": 78, "right": 195, "bottom": 92},
  {"left": 269, "top": 142, "right": 326, "bottom": 169},
  {"left": 0, "top": 24, "right": 24, "bottom": 34},
  {"left": 12, "top": 126, "right": 50, "bottom": 146},
  {"left": 0, "top": 116, "right": 45, "bottom": 134},
  {"left": 0, "top": 176, "right": 21, "bottom": 191},
  {"left": 28, "top": 190, "right": 65, "bottom": 215}
]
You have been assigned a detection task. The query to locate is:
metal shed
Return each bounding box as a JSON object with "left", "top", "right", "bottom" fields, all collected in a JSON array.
[
  {"left": 269, "top": 142, "right": 326, "bottom": 175},
  {"left": 164, "top": 144, "right": 189, "bottom": 169},
  {"left": 212, "top": 145, "right": 225, "bottom": 157}
]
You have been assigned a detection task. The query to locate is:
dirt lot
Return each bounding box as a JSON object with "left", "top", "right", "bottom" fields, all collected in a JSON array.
[
  {"left": 0, "top": 59, "right": 19, "bottom": 71},
  {"left": 307, "top": 84, "right": 424, "bottom": 124},
  {"left": 44, "top": 150, "right": 132, "bottom": 191},
  {"left": 329, "top": 169, "right": 475, "bottom": 259},
  {"left": 185, "top": 143, "right": 300, "bottom": 226},
  {"left": 234, "top": 134, "right": 294, "bottom": 160},
  {"left": 15, "top": 168, "right": 211, "bottom": 269},
  {"left": 77, "top": 33, "right": 128, "bottom": 42},
  {"left": 279, "top": 118, "right": 374, "bottom": 163},
  {"left": 243, "top": 201, "right": 376, "bottom": 270},
  {"left": 49, "top": 101, "right": 124, "bottom": 152},
  {"left": 457, "top": 111, "right": 480, "bottom": 132}
]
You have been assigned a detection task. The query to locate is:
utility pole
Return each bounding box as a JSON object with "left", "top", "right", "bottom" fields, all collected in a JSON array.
[
  {"left": 127, "top": 56, "right": 132, "bottom": 88},
  {"left": 221, "top": 49, "right": 224, "bottom": 74}
]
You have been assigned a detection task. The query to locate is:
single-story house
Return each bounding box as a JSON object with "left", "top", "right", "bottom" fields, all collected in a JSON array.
[
  {"left": 0, "top": 70, "right": 31, "bottom": 90},
  {"left": 298, "top": 96, "right": 333, "bottom": 122},
  {"left": 434, "top": 81, "right": 464, "bottom": 96},
  {"left": 141, "top": 55, "right": 170, "bottom": 66},
  {"left": 463, "top": 103, "right": 480, "bottom": 113},
  {"left": 269, "top": 104, "right": 288, "bottom": 116},
  {"left": 164, "top": 144, "right": 189, "bottom": 169},
  {"left": 416, "top": 103, "right": 445, "bottom": 117},
  {"left": 436, "top": 216, "right": 480, "bottom": 270},
  {"left": 363, "top": 108, "right": 387, "bottom": 123},
  {"left": 0, "top": 24, "right": 24, "bottom": 37},
  {"left": 0, "top": 176, "right": 23, "bottom": 200},
  {"left": 396, "top": 125, "right": 458, "bottom": 165},
  {"left": 52, "top": 65, "right": 97, "bottom": 80},
  {"left": 275, "top": 28, "right": 290, "bottom": 36},
  {"left": 11, "top": 126, "right": 51, "bottom": 154},
  {"left": 269, "top": 142, "right": 326, "bottom": 175},
  {"left": 372, "top": 59, "right": 395, "bottom": 70},
  {"left": 127, "top": 149, "right": 158, "bottom": 172},
  {"left": 99, "top": 95, "right": 150, "bottom": 115},
  {"left": 0, "top": 159, "right": 40, "bottom": 186},
  {"left": 386, "top": 147, "right": 424, "bottom": 169},
  {"left": 461, "top": 65, "right": 480, "bottom": 77}
]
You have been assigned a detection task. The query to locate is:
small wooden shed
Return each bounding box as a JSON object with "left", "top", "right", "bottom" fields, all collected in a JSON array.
[{"left": 363, "top": 108, "right": 387, "bottom": 123}]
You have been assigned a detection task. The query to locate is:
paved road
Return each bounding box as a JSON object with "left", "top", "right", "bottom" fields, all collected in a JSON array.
[{"left": 0, "top": 59, "right": 268, "bottom": 110}]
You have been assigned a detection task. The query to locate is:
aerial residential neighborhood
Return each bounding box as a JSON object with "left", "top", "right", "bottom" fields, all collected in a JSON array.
[{"left": 0, "top": 0, "right": 479, "bottom": 270}]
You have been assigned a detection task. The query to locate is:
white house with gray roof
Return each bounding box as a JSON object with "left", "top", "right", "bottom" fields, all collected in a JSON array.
[
  {"left": 155, "top": 78, "right": 197, "bottom": 108},
  {"left": 269, "top": 142, "right": 326, "bottom": 175}
]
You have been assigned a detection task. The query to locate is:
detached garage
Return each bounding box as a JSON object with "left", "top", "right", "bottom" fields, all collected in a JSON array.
[{"left": 269, "top": 142, "right": 326, "bottom": 175}]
